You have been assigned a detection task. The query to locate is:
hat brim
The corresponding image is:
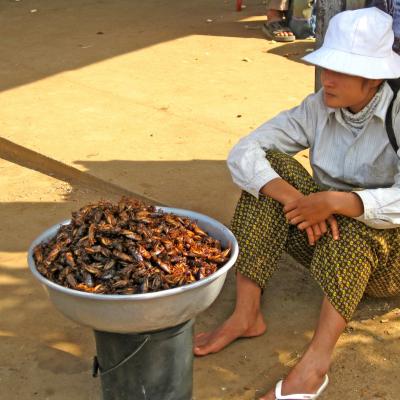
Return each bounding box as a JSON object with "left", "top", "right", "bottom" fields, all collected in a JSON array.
[{"left": 302, "top": 46, "right": 400, "bottom": 79}]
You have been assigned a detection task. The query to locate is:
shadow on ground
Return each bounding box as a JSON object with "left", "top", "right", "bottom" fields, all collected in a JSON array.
[
  {"left": 0, "top": 0, "right": 311, "bottom": 93},
  {"left": 0, "top": 158, "right": 240, "bottom": 254},
  {"left": 1, "top": 157, "right": 399, "bottom": 399},
  {"left": 266, "top": 41, "right": 315, "bottom": 66},
  {"left": 1, "top": 249, "right": 399, "bottom": 399}
]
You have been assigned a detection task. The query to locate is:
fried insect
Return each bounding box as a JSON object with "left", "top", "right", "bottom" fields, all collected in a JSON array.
[{"left": 33, "top": 197, "right": 231, "bottom": 294}]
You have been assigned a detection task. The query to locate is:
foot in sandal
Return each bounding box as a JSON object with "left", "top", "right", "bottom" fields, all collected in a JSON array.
[
  {"left": 262, "top": 9, "right": 295, "bottom": 42},
  {"left": 262, "top": 20, "right": 296, "bottom": 42},
  {"left": 259, "top": 347, "right": 330, "bottom": 400}
]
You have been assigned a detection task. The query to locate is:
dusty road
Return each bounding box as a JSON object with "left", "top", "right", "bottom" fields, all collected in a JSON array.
[{"left": 1, "top": 0, "right": 399, "bottom": 399}]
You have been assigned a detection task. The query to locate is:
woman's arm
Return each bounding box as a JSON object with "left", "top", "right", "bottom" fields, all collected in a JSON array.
[
  {"left": 262, "top": 180, "right": 364, "bottom": 217},
  {"left": 260, "top": 177, "right": 303, "bottom": 204},
  {"left": 284, "top": 191, "right": 364, "bottom": 230},
  {"left": 261, "top": 179, "right": 340, "bottom": 244}
]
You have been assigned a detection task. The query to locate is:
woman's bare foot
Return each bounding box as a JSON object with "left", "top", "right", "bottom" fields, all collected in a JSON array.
[
  {"left": 195, "top": 272, "right": 265, "bottom": 356},
  {"left": 194, "top": 310, "right": 266, "bottom": 356},
  {"left": 259, "top": 348, "right": 329, "bottom": 400}
]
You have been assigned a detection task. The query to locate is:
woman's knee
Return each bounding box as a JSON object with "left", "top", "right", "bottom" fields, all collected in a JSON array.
[
  {"left": 312, "top": 216, "right": 376, "bottom": 283},
  {"left": 317, "top": 216, "right": 374, "bottom": 255},
  {"left": 265, "top": 150, "right": 319, "bottom": 194},
  {"left": 233, "top": 189, "right": 283, "bottom": 220},
  {"left": 231, "top": 190, "right": 288, "bottom": 241}
]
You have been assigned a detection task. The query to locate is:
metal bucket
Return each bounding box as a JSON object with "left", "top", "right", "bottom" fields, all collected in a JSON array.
[
  {"left": 93, "top": 320, "right": 194, "bottom": 400},
  {"left": 27, "top": 207, "right": 239, "bottom": 333}
]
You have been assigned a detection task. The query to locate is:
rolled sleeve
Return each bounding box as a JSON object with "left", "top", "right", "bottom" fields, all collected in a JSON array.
[
  {"left": 353, "top": 188, "right": 400, "bottom": 229},
  {"left": 243, "top": 168, "right": 281, "bottom": 198},
  {"left": 350, "top": 97, "right": 400, "bottom": 230},
  {"left": 227, "top": 140, "right": 281, "bottom": 197},
  {"left": 353, "top": 190, "right": 377, "bottom": 220}
]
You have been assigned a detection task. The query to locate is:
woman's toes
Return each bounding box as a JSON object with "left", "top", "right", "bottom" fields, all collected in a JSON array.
[
  {"left": 194, "top": 332, "right": 211, "bottom": 347},
  {"left": 258, "top": 389, "right": 275, "bottom": 400}
]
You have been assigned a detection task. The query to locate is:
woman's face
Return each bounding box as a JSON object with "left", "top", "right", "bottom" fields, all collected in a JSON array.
[{"left": 321, "top": 68, "right": 382, "bottom": 113}]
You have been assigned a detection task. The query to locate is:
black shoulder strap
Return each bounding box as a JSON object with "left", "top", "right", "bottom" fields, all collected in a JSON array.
[{"left": 386, "top": 79, "right": 400, "bottom": 154}]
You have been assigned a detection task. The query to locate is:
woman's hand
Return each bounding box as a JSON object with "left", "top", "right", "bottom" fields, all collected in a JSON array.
[
  {"left": 260, "top": 180, "right": 348, "bottom": 244},
  {"left": 303, "top": 217, "right": 339, "bottom": 245},
  {"left": 284, "top": 192, "right": 335, "bottom": 227},
  {"left": 261, "top": 180, "right": 363, "bottom": 245},
  {"left": 284, "top": 192, "right": 340, "bottom": 244}
]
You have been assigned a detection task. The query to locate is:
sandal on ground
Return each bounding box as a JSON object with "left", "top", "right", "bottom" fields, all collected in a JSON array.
[
  {"left": 274, "top": 375, "right": 329, "bottom": 399},
  {"left": 262, "top": 20, "right": 296, "bottom": 42}
]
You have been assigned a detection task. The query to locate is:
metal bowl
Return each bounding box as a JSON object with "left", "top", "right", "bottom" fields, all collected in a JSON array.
[{"left": 28, "top": 207, "right": 238, "bottom": 333}]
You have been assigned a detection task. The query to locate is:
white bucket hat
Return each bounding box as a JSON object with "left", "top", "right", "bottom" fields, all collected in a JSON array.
[{"left": 303, "top": 7, "right": 400, "bottom": 79}]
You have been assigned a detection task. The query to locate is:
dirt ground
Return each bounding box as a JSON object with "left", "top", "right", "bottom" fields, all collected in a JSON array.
[{"left": 0, "top": 1, "right": 399, "bottom": 399}]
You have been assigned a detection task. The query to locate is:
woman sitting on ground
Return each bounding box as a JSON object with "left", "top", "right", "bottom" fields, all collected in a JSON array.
[{"left": 195, "top": 7, "right": 400, "bottom": 400}]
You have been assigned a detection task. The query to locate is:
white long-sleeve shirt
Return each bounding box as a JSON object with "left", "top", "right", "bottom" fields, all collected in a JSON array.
[{"left": 227, "top": 82, "right": 400, "bottom": 229}]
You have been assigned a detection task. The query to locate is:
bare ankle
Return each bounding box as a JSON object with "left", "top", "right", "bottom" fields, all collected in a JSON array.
[
  {"left": 266, "top": 9, "right": 284, "bottom": 21},
  {"left": 297, "top": 348, "right": 330, "bottom": 377},
  {"left": 193, "top": 309, "right": 266, "bottom": 355},
  {"left": 233, "top": 306, "right": 262, "bottom": 328}
]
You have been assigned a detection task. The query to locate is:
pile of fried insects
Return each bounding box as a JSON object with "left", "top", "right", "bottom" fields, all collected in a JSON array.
[{"left": 33, "top": 197, "right": 231, "bottom": 294}]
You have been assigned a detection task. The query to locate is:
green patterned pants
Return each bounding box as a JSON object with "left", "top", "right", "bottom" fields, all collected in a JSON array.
[{"left": 231, "top": 151, "right": 400, "bottom": 321}]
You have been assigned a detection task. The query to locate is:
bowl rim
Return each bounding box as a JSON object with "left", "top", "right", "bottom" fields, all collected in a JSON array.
[{"left": 27, "top": 207, "right": 239, "bottom": 301}]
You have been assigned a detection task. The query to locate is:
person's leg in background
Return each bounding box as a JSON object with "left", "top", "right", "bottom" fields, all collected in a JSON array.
[
  {"left": 315, "top": 0, "right": 398, "bottom": 48},
  {"left": 262, "top": 0, "right": 296, "bottom": 42},
  {"left": 392, "top": 0, "right": 400, "bottom": 53},
  {"left": 346, "top": 0, "right": 367, "bottom": 9},
  {"left": 366, "top": 1, "right": 400, "bottom": 53},
  {"left": 288, "top": 0, "right": 316, "bottom": 39}
]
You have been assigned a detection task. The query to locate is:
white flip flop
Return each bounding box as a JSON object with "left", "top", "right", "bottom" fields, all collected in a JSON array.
[{"left": 274, "top": 374, "right": 329, "bottom": 399}]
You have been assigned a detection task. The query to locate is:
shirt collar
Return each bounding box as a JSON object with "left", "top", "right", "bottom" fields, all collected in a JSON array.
[{"left": 375, "top": 81, "right": 394, "bottom": 121}]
